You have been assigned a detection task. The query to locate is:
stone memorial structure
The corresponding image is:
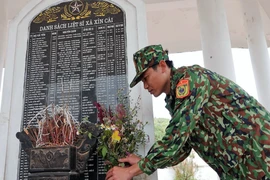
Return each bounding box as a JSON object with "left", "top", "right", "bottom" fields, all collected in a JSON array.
[
  {"left": 1, "top": 0, "right": 156, "bottom": 179},
  {"left": 20, "top": 0, "right": 127, "bottom": 179}
]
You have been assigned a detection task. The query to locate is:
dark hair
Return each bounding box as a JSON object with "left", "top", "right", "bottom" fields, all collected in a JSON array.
[{"left": 152, "top": 60, "right": 174, "bottom": 70}]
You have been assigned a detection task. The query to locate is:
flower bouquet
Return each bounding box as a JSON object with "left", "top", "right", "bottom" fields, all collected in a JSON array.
[{"left": 93, "top": 92, "right": 148, "bottom": 170}]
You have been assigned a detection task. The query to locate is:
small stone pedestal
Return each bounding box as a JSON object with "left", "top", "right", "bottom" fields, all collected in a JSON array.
[{"left": 27, "top": 146, "right": 84, "bottom": 180}]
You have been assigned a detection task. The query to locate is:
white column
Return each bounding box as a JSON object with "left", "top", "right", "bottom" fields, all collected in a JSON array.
[
  {"left": 240, "top": 0, "right": 270, "bottom": 111},
  {"left": 197, "top": 0, "right": 236, "bottom": 82},
  {"left": 0, "top": 1, "right": 7, "bottom": 90},
  {"left": 0, "top": 1, "right": 8, "bottom": 179}
]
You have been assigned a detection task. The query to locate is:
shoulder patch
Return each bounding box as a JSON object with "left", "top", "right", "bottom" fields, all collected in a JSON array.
[{"left": 176, "top": 79, "right": 190, "bottom": 98}]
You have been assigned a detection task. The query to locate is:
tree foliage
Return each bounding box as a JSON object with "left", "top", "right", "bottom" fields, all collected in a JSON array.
[
  {"left": 154, "top": 117, "right": 198, "bottom": 180},
  {"left": 154, "top": 117, "right": 170, "bottom": 141},
  {"left": 172, "top": 152, "right": 198, "bottom": 180}
]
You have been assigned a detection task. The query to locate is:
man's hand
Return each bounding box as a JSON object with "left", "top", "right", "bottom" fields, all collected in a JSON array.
[
  {"left": 106, "top": 166, "right": 133, "bottom": 180},
  {"left": 106, "top": 154, "right": 143, "bottom": 180}
]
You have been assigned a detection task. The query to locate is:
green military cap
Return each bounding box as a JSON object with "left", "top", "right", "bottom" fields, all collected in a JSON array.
[{"left": 130, "top": 44, "right": 169, "bottom": 88}]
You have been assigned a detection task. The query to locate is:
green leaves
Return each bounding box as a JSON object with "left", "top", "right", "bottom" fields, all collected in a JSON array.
[
  {"left": 102, "top": 146, "right": 108, "bottom": 158},
  {"left": 82, "top": 116, "right": 89, "bottom": 122},
  {"left": 88, "top": 132, "right": 92, "bottom": 139}
]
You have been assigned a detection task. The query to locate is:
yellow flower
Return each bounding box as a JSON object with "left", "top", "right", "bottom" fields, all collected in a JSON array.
[{"left": 112, "top": 130, "right": 121, "bottom": 142}]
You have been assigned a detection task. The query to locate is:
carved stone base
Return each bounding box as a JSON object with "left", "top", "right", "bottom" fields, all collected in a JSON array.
[
  {"left": 29, "top": 146, "right": 76, "bottom": 172},
  {"left": 28, "top": 172, "right": 80, "bottom": 180}
]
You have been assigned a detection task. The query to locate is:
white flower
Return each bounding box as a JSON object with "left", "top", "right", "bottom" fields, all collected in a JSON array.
[
  {"left": 100, "top": 124, "right": 106, "bottom": 129},
  {"left": 111, "top": 125, "right": 117, "bottom": 130},
  {"left": 122, "top": 137, "right": 128, "bottom": 143},
  {"left": 120, "top": 126, "right": 125, "bottom": 133}
]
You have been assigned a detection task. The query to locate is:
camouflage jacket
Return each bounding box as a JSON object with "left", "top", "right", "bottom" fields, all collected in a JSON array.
[{"left": 138, "top": 65, "right": 270, "bottom": 179}]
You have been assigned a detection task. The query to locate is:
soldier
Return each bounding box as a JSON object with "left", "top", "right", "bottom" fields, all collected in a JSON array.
[{"left": 106, "top": 44, "right": 270, "bottom": 180}]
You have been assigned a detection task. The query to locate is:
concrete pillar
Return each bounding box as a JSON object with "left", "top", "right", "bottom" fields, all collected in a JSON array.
[
  {"left": 197, "top": 0, "right": 236, "bottom": 82},
  {"left": 240, "top": 0, "right": 270, "bottom": 111},
  {"left": 0, "top": 1, "right": 8, "bottom": 180},
  {"left": 0, "top": 0, "right": 7, "bottom": 96}
]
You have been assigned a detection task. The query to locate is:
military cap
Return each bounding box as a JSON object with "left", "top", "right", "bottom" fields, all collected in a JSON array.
[{"left": 130, "top": 44, "right": 169, "bottom": 88}]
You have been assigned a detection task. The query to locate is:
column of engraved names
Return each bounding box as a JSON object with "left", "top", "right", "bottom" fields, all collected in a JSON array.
[
  {"left": 56, "top": 29, "right": 81, "bottom": 120},
  {"left": 107, "top": 25, "right": 117, "bottom": 107},
  {"left": 96, "top": 25, "right": 107, "bottom": 105},
  {"left": 82, "top": 26, "right": 98, "bottom": 180},
  {"left": 115, "top": 23, "right": 126, "bottom": 90},
  {"left": 48, "top": 32, "right": 57, "bottom": 105},
  {"left": 96, "top": 25, "right": 107, "bottom": 178},
  {"left": 20, "top": 34, "right": 34, "bottom": 180},
  {"left": 82, "top": 27, "right": 97, "bottom": 122},
  {"left": 24, "top": 33, "right": 50, "bottom": 125},
  {"left": 20, "top": 32, "right": 51, "bottom": 180}
]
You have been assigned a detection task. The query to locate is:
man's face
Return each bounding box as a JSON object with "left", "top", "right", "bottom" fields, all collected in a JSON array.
[{"left": 141, "top": 64, "right": 166, "bottom": 97}]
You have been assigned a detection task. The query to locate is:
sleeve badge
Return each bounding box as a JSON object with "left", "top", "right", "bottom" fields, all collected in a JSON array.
[{"left": 176, "top": 79, "right": 190, "bottom": 98}]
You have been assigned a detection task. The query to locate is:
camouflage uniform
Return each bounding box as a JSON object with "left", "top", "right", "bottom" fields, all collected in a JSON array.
[{"left": 130, "top": 45, "right": 270, "bottom": 179}]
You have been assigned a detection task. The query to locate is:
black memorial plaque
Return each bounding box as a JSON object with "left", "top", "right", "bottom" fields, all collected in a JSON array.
[{"left": 19, "top": 0, "right": 127, "bottom": 179}]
